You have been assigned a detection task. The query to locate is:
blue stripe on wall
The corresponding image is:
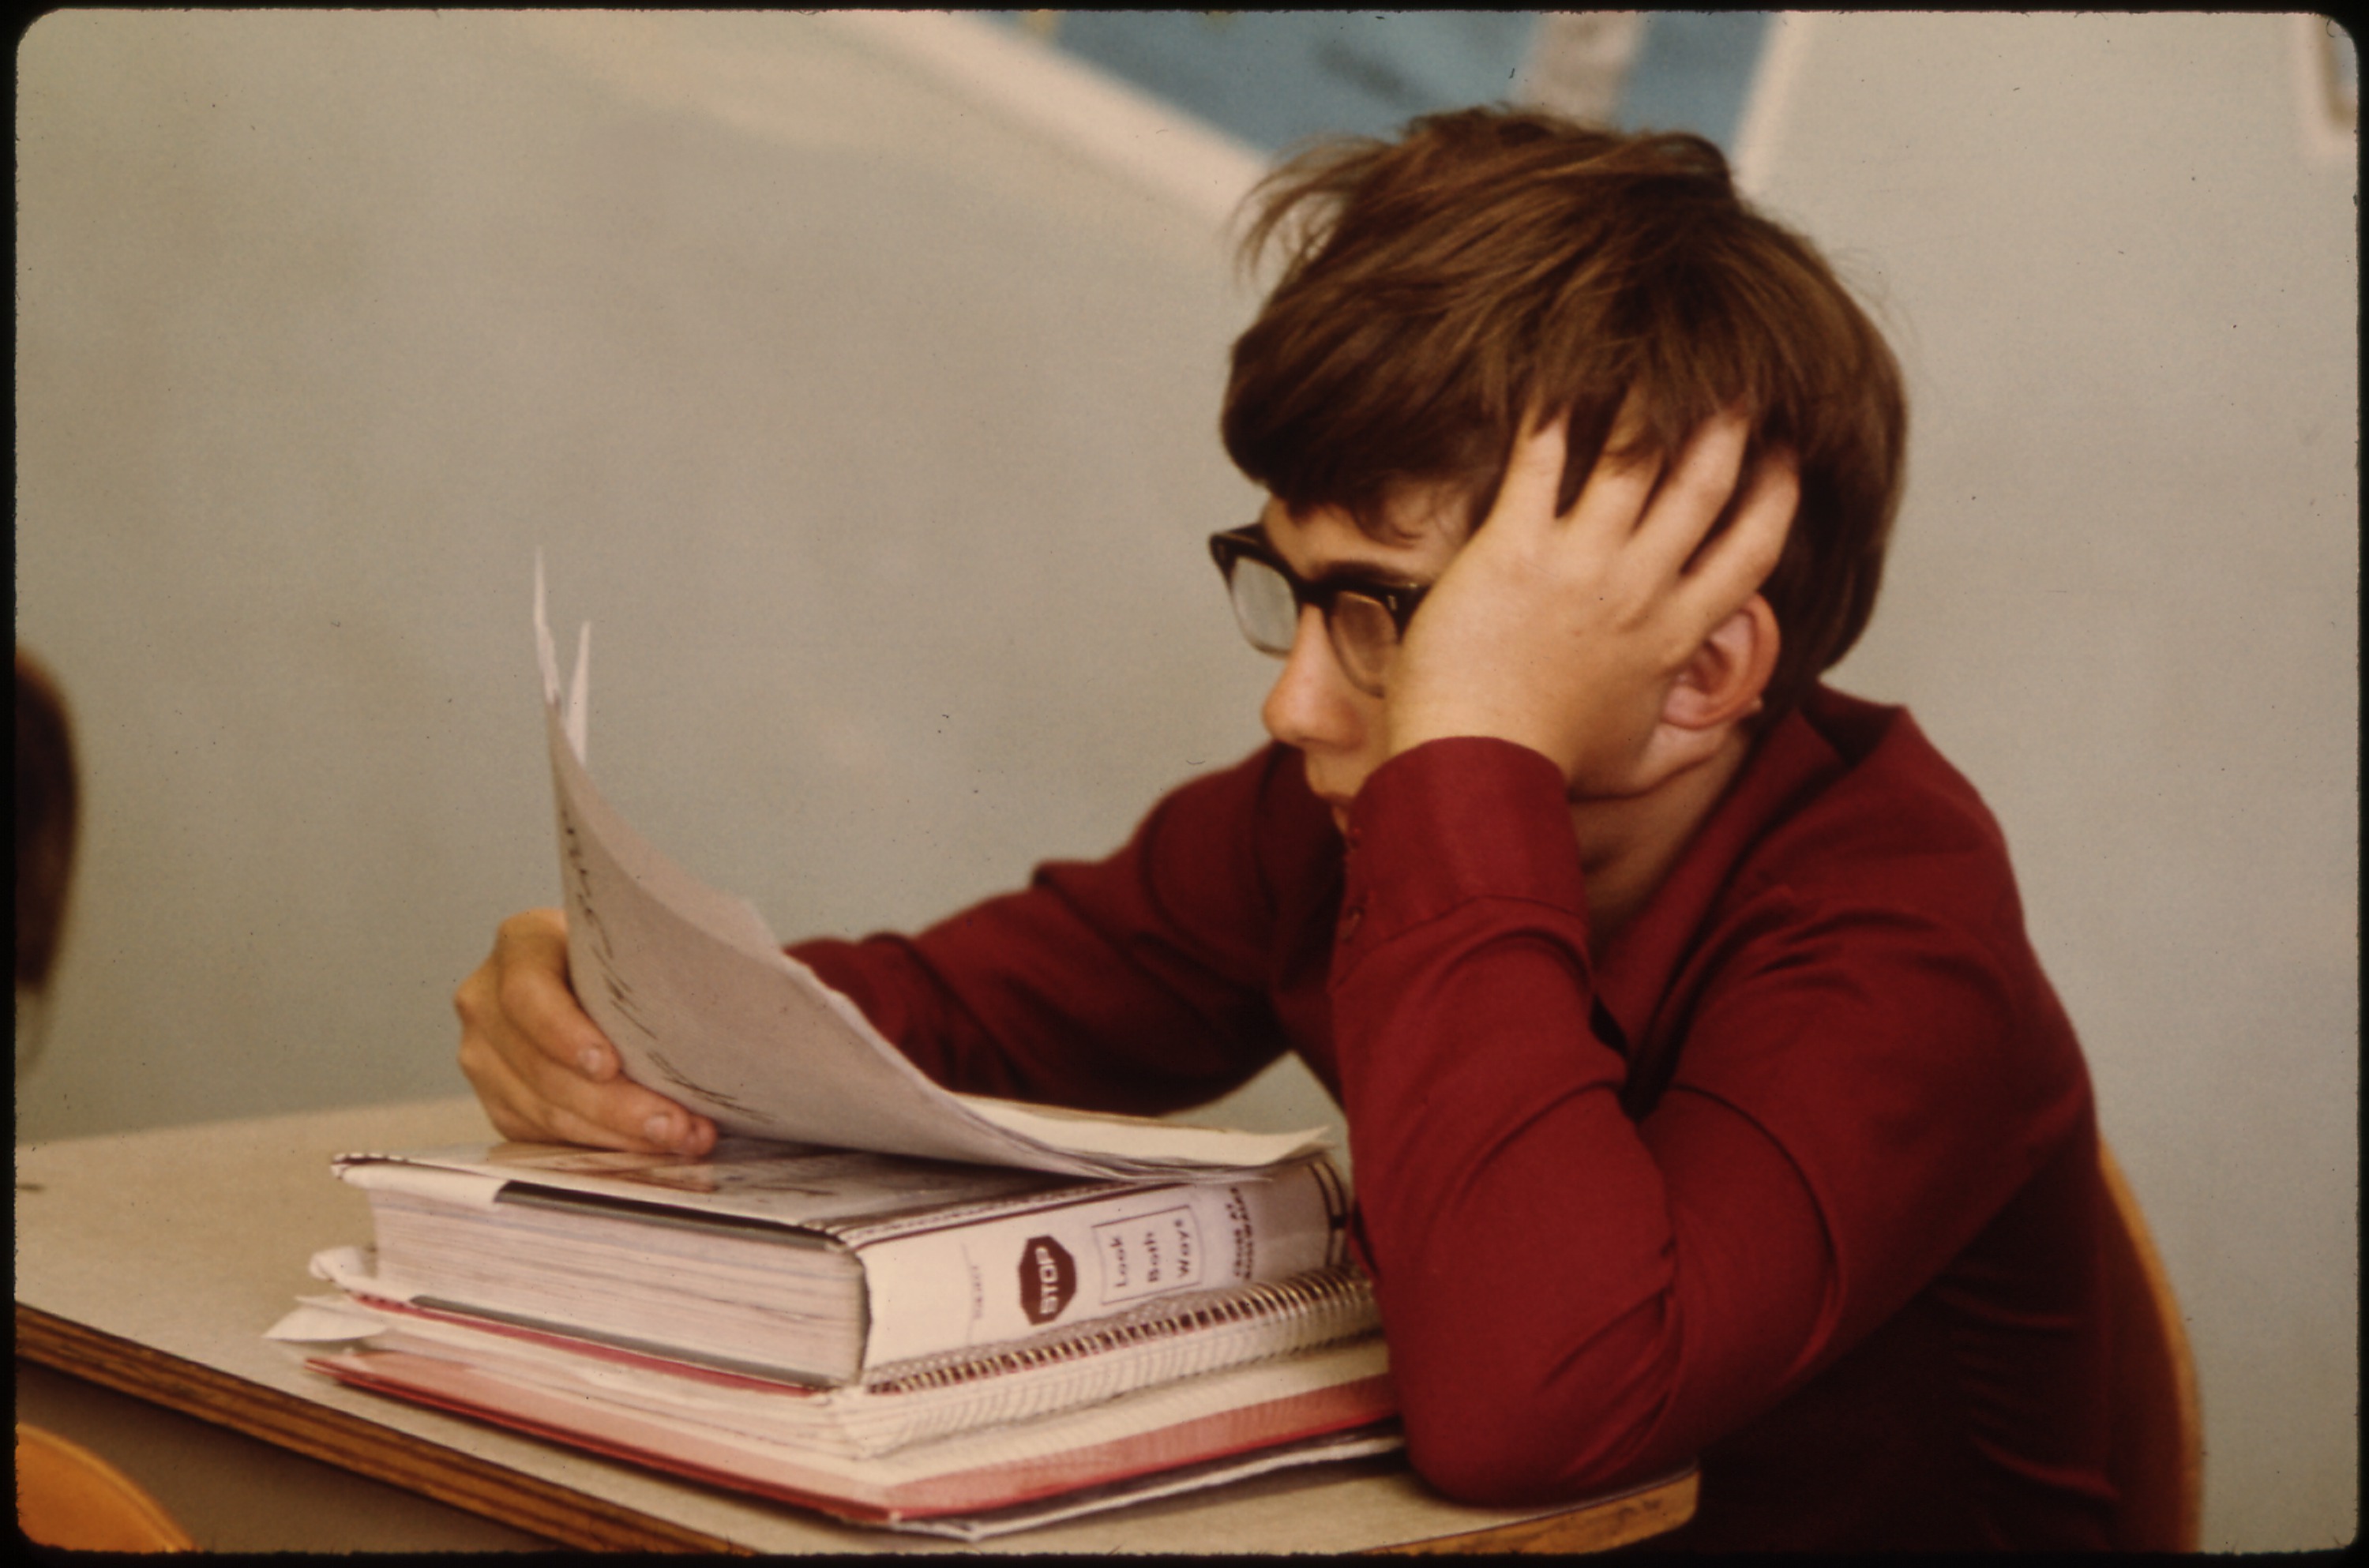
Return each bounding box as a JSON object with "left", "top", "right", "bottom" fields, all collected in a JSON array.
[
  {"left": 993, "top": 11, "right": 1540, "bottom": 154},
  {"left": 993, "top": 11, "right": 1770, "bottom": 156},
  {"left": 1619, "top": 13, "right": 1773, "bottom": 150}
]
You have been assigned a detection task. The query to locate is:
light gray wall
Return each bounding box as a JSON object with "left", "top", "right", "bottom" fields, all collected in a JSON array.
[
  {"left": 14, "top": 12, "right": 2356, "bottom": 1551},
  {"left": 1740, "top": 13, "right": 2356, "bottom": 1552},
  {"left": 15, "top": 10, "right": 1302, "bottom": 1139}
]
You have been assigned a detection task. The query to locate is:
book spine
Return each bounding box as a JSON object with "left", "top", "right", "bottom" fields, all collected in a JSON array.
[{"left": 856, "top": 1157, "right": 1348, "bottom": 1369}]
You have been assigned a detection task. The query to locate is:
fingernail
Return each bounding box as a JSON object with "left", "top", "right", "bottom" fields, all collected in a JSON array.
[{"left": 578, "top": 1047, "right": 605, "bottom": 1077}]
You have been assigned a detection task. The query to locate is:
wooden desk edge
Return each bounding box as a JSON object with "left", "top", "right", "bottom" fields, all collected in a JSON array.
[
  {"left": 19, "top": 1303, "right": 1694, "bottom": 1554},
  {"left": 16, "top": 1304, "right": 735, "bottom": 1552},
  {"left": 1373, "top": 1468, "right": 1697, "bottom": 1555}
]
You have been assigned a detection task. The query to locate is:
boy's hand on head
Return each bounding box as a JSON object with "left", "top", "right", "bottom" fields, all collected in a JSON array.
[
  {"left": 1384, "top": 407, "right": 1797, "bottom": 797},
  {"left": 455, "top": 907, "right": 718, "bottom": 1157}
]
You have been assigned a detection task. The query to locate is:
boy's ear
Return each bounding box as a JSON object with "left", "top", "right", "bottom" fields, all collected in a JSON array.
[{"left": 1662, "top": 595, "right": 1780, "bottom": 731}]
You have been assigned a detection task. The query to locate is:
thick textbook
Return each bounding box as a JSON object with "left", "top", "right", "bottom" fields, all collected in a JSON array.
[{"left": 331, "top": 1138, "right": 1351, "bottom": 1386}]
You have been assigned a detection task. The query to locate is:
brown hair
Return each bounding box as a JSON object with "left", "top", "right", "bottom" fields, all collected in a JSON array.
[
  {"left": 1222, "top": 107, "right": 1907, "bottom": 722},
  {"left": 17, "top": 648, "right": 80, "bottom": 990}
]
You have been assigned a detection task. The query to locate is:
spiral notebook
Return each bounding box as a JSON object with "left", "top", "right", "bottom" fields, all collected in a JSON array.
[
  {"left": 282, "top": 1259, "right": 1381, "bottom": 1459},
  {"left": 306, "top": 1334, "right": 1400, "bottom": 1540}
]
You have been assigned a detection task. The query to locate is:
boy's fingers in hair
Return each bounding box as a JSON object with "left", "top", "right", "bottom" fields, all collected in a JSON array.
[
  {"left": 1687, "top": 447, "right": 1799, "bottom": 615},
  {"left": 1549, "top": 383, "right": 1664, "bottom": 542},
  {"left": 1491, "top": 413, "right": 1575, "bottom": 536},
  {"left": 1565, "top": 427, "right": 1665, "bottom": 546},
  {"left": 1635, "top": 408, "right": 1754, "bottom": 573}
]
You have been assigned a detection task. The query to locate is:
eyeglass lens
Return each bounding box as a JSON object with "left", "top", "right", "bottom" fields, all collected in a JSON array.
[
  {"left": 1225, "top": 553, "right": 1298, "bottom": 655},
  {"left": 1225, "top": 555, "right": 1398, "bottom": 696},
  {"left": 1326, "top": 595, "right": 1397, "bottom": 692}
]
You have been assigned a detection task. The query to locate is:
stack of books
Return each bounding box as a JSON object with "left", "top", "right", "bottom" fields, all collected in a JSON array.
[
  {"left": 267, "top": 572, "right": 1399, "bottom": 1537},
  {"left": 277, "top": 1137, "right": 1398, "bottom": 1539}
]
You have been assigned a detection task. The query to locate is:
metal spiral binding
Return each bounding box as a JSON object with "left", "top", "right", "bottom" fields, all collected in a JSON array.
[{"left": 861, "top": 1266, "right": 1376, "bottom": 1396}]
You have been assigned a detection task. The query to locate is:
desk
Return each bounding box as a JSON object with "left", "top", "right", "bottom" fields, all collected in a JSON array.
[{"left": 17, "top": 1097, "right": 1695, "bottom": 1552}]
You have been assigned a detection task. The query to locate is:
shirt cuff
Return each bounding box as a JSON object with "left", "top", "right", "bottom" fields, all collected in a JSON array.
[{"left": 1335, "top": 737, "right": 1590, "bottom": 956}]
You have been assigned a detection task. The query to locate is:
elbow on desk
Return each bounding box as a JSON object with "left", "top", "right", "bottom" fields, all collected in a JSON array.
[
  {"left": 1374, "top": 1241, "right": 1690, "bottom": 1504},
  {"left": 1395, "top": 1363, "right": 1670, "bottom": 1509}
]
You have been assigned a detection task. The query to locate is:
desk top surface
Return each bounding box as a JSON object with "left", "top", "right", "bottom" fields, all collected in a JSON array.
[{"left": 15, "top": 1096, "right": 1685, "bottom": 1553}]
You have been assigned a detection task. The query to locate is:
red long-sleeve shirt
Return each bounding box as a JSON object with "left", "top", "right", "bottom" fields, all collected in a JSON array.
[{"left": 790, "top": 685, "right": 2115, "bottom": 1549}]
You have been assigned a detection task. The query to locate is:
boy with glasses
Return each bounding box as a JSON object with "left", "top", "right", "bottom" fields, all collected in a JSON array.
[{"left": 458, "top": 109, "right": 2112, "bottom": 1548}]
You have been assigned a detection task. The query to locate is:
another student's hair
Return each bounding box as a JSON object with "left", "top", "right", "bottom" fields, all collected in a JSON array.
[
  {"left": 1222, "top": 107, "right": 1907, "bottom": 722},
  {"left": 16, "top": 649, "right": 79, "bottom": 992}
]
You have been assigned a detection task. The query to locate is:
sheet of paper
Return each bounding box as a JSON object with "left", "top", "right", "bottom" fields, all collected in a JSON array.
[{"left": 532, "top": 565, "right": 1326, "bottom": 1179}]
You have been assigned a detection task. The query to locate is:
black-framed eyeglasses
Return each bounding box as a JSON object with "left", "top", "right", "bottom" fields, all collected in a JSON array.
[{"left": 1208, "top": 525, "right": 1429, "bottom": 698}]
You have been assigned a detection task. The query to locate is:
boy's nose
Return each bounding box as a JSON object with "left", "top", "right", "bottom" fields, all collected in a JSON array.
[{"left": 1260, "top": 606, "right": 1362, "bottom": 756}]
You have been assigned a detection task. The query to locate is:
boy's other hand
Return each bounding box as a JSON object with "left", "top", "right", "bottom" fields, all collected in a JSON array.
[
  {"left": 1384, "top": 407, "right": 1796, "bottom": 796},
  {"left": 455, "top": 907, "right": 718, "bottom": 1156}
]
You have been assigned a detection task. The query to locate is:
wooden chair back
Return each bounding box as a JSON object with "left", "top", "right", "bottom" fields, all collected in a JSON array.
[
  {"left": 2097, "top": 1142, "right": 2203, "bottom": 1551},
  {"left": 16, "top": 1423, "right": 196, "bottom": 1552}
]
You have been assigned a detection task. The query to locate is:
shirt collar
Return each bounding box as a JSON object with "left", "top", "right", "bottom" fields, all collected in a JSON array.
[{"left": 1592, "top": 699, "right": 1853, "bottom": 1056}]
